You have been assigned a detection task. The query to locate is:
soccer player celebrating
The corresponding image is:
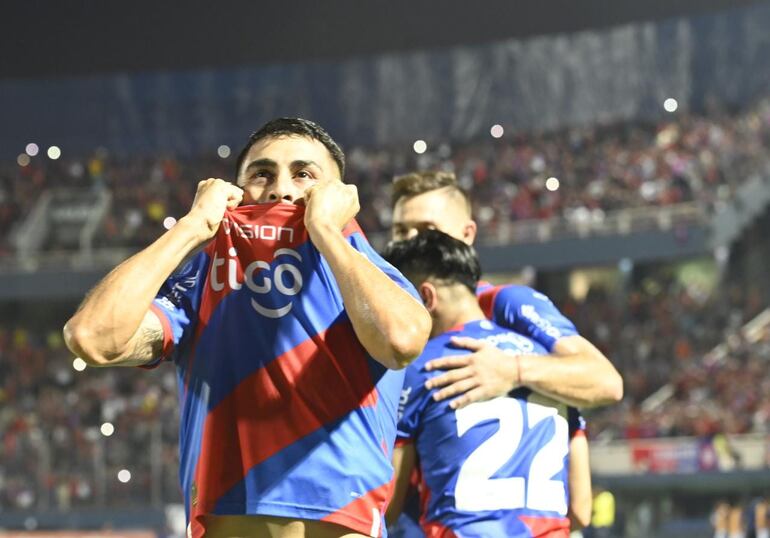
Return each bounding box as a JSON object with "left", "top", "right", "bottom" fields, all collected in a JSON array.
[
  {"left": 390, "top": 171, "right": 622, "bottom": 410},
  {"left": 383, "top": 230, "right": 584, "bottom": 537},
  {"left": 63, "top": 118, "right": 431, "bottom": 538},
  {"left": 390, "top": 171, "right": 622, "bottom": 531}
]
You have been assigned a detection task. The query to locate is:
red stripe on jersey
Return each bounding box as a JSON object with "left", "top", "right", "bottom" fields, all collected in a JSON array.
[
  {"left": 342, "top": 219, "right": 365, "bottom": 239},
  {"left": 518, "top": 515, "right": 570, "bottom": 538},
  {"left": 476, "top": 284, "right": 503, "bottom": 320},
  {"left": 149, "top": 303, "right": 175, "bottom": 358},
  {"left": 137, "top": 305, "right": 175, "bottom": 370},
  {"left": 321, "top": 480, "right": 391, "bottom": 537},
  {"left": 189, "top": 319, "right": 378, "bottom": 535}
]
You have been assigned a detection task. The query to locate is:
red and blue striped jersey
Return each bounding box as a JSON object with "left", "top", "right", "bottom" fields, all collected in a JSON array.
[
  {"left": 476, "top": 282, "right": 579, "bottom": 352},
  {"left": 396, "top": 320, "right": 579, "bottom": 538},
  {"left": 149, "top": 203, "right": 419, "bottom": 538}
]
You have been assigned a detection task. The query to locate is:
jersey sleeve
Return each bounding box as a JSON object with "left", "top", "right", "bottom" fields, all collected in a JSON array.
[
  {"left": 568, "top": 407, "right": 587, "bottom": 439},
  {"left": 477, "top": 284, "right": 578, "bottom": 351},
  {"left": 347, "top": 230, "right": 422, "bottom": 302},
  {"left": 144, "top": 250, "right": 210, "bottom": 367}
]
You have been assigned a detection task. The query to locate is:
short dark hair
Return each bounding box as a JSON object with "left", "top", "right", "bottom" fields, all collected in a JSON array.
[
  {"left": 391, "top": 171, "right": 471, "bottom": 213},
  {"left": 382, "top": 229, "right": 480, "bottom": 294},
  {"left": 235, "top": 117, "right": 346, "bottom": 178}
]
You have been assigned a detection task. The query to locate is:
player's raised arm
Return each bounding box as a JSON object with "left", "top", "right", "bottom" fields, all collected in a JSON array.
[
  {"left": 304, "top": 180, "right": 431, "bottom": 370},
  {"left": 63, "top": 179, "right": 243, "bottom": 367}
]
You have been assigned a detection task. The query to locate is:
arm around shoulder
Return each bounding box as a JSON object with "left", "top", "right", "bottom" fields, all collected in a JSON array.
[{"left": 551, "top": 335, "right": 624, "bottom": 404}]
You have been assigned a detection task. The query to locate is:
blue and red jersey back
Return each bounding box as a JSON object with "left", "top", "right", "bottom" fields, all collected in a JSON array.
[
  {"left": 149, "top": 203, "right": 418, "bottom": 538},
  {"left": 397, "top": 320, "right": 577, "bottom": 538}
]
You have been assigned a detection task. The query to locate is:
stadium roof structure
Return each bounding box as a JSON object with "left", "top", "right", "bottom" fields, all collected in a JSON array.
[{"left": 0, "top": 0, "right": 762, "bottom": 79}]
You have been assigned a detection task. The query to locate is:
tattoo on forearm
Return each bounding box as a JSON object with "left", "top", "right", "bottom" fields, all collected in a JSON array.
[{"left": 130, "top": 323, "right": 164, "bottom": 362}]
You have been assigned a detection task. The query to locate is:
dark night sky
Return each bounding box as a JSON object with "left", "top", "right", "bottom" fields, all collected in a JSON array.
[{"left": 1, "top": 0, "right": 762, "bottom": 79}]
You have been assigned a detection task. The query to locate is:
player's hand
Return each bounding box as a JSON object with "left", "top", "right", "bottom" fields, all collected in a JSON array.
[
  {"left": 303, "top": 180, "right": 360, "bottom": 238},
  {"left": 424, "top": 336, "right": 522, "bottom": 410},
  {"left": 185, "top": 178, "right": 244, "bottom": 242}
]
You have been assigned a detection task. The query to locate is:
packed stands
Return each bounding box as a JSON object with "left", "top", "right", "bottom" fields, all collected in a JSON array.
[{"left": 1, "top": 96, "right": 768, "bottom": 255}]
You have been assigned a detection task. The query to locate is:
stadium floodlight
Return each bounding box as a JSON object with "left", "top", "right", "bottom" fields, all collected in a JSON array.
[
  {"left": 72, "top": 357, "right": 87, "bottom": 371},
  {"left": 663, "top": 98, "right": 678, "bottom": 113},
  {"left": 490, "top": 124, "right": 504, "bottom": 138},
  {"left": 163, "top": 216, "right": 178, "bottom": 230},
  {"left": 17, "top": 154, "right": 30, "bottom": 167}
]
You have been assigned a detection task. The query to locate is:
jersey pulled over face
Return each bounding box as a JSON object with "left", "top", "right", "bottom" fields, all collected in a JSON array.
[
  {"left": 397, "top": 320, "right": 581, "bottom": 538},
  {"left": 149, "top": 204, "right": 419, "bottom": 538}
]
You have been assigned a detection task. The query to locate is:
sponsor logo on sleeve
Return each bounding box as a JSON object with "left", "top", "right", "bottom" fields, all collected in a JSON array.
[
  {"left": 531, "top": 291, "right": 551, "bottom": 302},
  {"left": 398, "top": 386, "right": 412, "bottom": 420},
  {"left": 520, "top": 304, "right": 562, "bottom": 339}
]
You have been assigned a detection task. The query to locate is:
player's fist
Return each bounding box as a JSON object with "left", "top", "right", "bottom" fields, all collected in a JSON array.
[
  {"left": 185, "top": 178, "right": 243, "bottom": 242},
  {"left": 303, "top": 180, "right": 360, "bottom": 236}
]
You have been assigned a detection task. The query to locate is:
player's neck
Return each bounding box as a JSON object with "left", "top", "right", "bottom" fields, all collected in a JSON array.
[{"left": 431, "top": 295, "right": 486, "bottom": 338}]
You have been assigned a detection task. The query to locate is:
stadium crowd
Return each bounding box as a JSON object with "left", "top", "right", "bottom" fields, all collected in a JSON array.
[
  {"left": 575, "top": 277, "right": 770, "bottom": 440},
  {"left": 0, "top": 96, "right": 768, "bottom": 254},
  {"left": 0, "top": 326, "right": 180, "bottom": 511}
]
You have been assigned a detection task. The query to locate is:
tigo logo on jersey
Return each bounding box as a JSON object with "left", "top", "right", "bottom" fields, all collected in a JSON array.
[{"left": 209, "top": 247, "right": 304, "bottom": 318}]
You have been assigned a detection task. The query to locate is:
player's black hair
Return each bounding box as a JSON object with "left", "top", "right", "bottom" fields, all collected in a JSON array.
[
  {"left": 382, "top": 229, "right": 481, "bottom": 294},
  {"left": 235, "top": 117, "right": 346, "bottom": 178}
]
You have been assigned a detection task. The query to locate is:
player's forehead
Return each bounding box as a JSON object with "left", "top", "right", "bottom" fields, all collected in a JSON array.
[
  {"left": 239, "top": 135, "right": 337, "bottom": 175},
  {"left": 393, "top": 188, "right": 465, "bottom": 223}
]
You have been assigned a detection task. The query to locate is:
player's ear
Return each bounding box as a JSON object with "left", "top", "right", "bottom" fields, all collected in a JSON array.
[
  {"left": 462, "top": 220, "right": 477, "bottom": 245},
  {"left": 418, "top": 282, "right": 438, "bottom": 313}
]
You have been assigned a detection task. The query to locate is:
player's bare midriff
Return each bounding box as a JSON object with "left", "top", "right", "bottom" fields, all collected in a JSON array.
[{"left": 202, "top": 514, "right": 370, "bottom": 538}]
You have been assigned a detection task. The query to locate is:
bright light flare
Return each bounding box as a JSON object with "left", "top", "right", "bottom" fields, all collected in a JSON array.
[
  {"left": 413, "top": 140, "right": 427, "bottom": 154},
  {"left": 47, "top": 146, "right": 61, "bottom": 160},
  {"left": 100, "top": 422, "right": 115, "bottom": 437},
  {"left": 217, "top": 145, "right": 231, "bottom": 159},
  {"left": 545, "top": 177, "right": 560, "bottom": 191}
]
